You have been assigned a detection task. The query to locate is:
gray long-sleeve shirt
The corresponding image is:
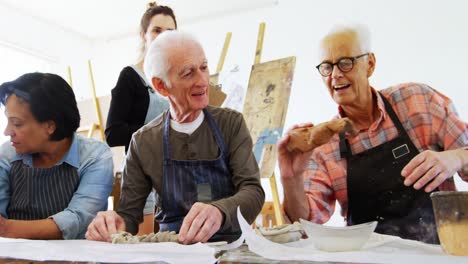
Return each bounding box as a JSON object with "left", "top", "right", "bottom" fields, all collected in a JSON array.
[{"left": 117, "top": 106, "right": 265, "bottom": 234}]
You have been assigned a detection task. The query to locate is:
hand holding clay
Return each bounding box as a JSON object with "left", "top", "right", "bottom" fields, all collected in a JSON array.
[{"left": 287, "top": 118, "right": 358, "bottom": 152}]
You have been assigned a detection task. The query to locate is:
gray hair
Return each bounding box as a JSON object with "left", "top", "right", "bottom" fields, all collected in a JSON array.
[
  {"left": 324, "top": 24, "right": 371, "bottom": 53},
  {"left": 144, "top": 31, "right": 201, "bottom": 88}
]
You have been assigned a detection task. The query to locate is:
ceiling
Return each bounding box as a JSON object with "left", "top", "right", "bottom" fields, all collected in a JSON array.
[{"left": 0, "top": 0, "right": 278, "bottom": 40}]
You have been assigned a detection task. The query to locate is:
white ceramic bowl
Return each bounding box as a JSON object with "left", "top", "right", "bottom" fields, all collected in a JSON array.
[{"left": 299, "top": 219, "right": 377, "bottom": 252}]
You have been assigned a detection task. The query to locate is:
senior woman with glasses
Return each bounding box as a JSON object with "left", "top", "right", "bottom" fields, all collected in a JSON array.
[
  {"left": 0, "top": 72, "right": 114, "bottom": 239},
  {"left": 278, "top": 24, "right": 468, "bottom": 244}
]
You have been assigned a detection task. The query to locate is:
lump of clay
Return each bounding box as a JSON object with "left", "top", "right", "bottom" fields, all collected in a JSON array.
[
  {"left": 255, "top": 222, "right": 304, "bottom": 243},
  {"left": 287, "top": 117, "right": 358, "bottom": 153},
  {"left": 139, "top": 231, "right": 179, "bottom": 243},
  {"left": 111, "top": 231, "right": 141, "bottom": 244},
  {"left": 111, "top": 231, "right": 179, "bottom": 244}
]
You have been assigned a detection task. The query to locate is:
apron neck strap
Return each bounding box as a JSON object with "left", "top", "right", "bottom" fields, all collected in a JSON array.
[
  {"left": 339, "top": 92, "right": 407, "bottom": 159},
  {"left": 163, "top": 108, "right": 229, "bottom": 161}
]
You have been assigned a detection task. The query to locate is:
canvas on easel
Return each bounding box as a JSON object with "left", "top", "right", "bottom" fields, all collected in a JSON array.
[
  {"left": 243, "top": 57, "right": 296, "bottom": 227},
  {"left": 243, "top": 56, "right": 296, "bottom": 178},
  {"left": 242, "top": 23, "right": 296, "bottom": 227}
]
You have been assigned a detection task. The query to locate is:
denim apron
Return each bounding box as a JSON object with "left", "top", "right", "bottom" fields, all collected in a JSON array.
[
  {"left": 129, "top": 65, "right": 169, "bottom": 125},
  {"left": 339, "top": 93, "right": 439, "bottom": 244},
  {"left": 157, "top": 109, "right": 236, "bottom": 240},
  {"left": 7, "top": 160, "right": 79, "bottom": 220}
]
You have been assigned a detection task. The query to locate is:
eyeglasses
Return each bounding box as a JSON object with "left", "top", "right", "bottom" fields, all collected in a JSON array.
[{"left": 316, "top": 53, "right": 369, "bottom": 77}]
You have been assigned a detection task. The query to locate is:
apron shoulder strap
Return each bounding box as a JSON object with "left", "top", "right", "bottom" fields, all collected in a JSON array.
[
  {"left": 339, "top": 132, "right": 351, "bottom": 160},
  {"left": 379, "top": 93, "right": 407, "bottom": 136},
  {"left": 203, "top": 108, "right": 229, "bottom": 158}
]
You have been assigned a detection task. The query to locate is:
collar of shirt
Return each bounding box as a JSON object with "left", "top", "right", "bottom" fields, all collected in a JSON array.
[
  {"left": 12, "top": 133, "right": 80, "bottom": 169},
  {"left": 170, "top": 110, "right": 205, "bottom": 135},
  {"left": 337, "top": 86, "right": 388, "bottom": 132}
]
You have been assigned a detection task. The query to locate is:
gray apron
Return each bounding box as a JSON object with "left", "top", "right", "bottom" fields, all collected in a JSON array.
[
  {"left": 7, "top": 160, "right": 79, "bottom": 220},
  {"left": 130, "top": 64, "right": 169, "bottom": 125}
]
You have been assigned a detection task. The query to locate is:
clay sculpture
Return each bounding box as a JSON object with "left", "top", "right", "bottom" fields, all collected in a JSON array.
[
  {"left": 255, "top": 222, "right": 304, "bottom": 243},
  {"left": 287, "top": 117, "right": 358, "bottom": 152},
  {"left": 111, "top": 231, "right": 179, "bottom": 244}
]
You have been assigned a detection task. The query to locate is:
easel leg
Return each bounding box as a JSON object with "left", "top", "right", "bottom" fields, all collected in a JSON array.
[
  {"left": 270, "top": 173, "right": 284, "bottom": 225},
  {"left": 87, "top": 124, "right": 96, "bottom": 138}
]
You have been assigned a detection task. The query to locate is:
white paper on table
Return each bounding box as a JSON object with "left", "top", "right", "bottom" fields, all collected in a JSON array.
[
  {"left": 237, "top": 208, "right": 468, "bottom": 264},
  {"left": 207, "top": 230, "right": 244, "bottom": 252},
  {"left": 203, "top": 206, "right": 247, "bottom": 252},
  {"left": 0, "top": 237, "right": 215, "bottom": 264}
]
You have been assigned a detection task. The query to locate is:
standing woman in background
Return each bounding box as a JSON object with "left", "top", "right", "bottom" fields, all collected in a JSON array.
[{"left": 105, "top": 2, "right": 177, "bottom": 234}]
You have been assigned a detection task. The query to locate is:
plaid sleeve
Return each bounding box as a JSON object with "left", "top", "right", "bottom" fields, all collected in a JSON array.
[
  {"left": 427, "top": 86, "right": 468, "bottom": 180},
  {"left": 302, "top": 151, "right": 337, "bottom": 224}
]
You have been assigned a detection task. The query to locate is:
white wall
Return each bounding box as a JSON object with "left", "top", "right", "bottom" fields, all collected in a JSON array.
[
  {"left": 0, "top": 4, "right": 94, "bottom": 100},
  {"left": 0, "top": 3, "right": 95, "bottom": 144}
]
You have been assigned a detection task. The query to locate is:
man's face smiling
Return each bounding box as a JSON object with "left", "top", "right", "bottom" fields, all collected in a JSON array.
[
  {"left": 164, "top": 41, "right": 210, "bottom": 122},
  {"left": 318, "top": 32, "right": 374, "bottom": 108}
]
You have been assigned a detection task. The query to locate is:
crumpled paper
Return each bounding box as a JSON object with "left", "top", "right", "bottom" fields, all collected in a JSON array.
[{"left": 237, "top": 208, "right": 467, "bottom": 264}]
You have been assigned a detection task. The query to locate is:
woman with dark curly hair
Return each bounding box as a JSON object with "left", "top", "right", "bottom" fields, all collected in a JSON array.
[{"left": 0, "top": 72, "right": 113, "bottom": 239}]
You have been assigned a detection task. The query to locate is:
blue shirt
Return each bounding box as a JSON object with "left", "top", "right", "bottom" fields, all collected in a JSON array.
[{"left": 0, "top": 134, "right": 114, "bottom": 239}]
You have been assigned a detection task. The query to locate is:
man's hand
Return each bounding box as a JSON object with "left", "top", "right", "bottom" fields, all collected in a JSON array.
[
  {"left": 402, "top": 149, "right": 465, "bottom": 192},
  {"left": 278, "top": 123, "right": 315, "bottom": 183},
  {"left": 278, "top": 123, "right": 315, "bottom": 222},
  {"left": 178, "top": 203, "right": 222, "bottom": 244},
  {"left": 85, "top": 211, "right": 126, "bottom": 242}
]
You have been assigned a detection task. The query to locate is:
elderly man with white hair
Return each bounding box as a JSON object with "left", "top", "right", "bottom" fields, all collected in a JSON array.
[
  {"left": 278, "top": 24, "right": 468, "bottom": 244},
  {"left": 86, "top": 31, "right": 265, "bottom": 244}
]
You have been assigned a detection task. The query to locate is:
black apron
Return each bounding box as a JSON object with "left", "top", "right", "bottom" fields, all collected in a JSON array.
[
  {"left": 339, "top": 93, "right": 439, "bottom": 244},
  {"left": 7, "top": 160, "right": 79, "bottom": 220},
  {"left": 156, "top": 109, "right": 238, "bottom": 241}
]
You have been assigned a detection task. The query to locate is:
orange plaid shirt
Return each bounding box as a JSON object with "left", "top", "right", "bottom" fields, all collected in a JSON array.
[{"left": 303, "top": 83, "right": 468, "bottom": 223}]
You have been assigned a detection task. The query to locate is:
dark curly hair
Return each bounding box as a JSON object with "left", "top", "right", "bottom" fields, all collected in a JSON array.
[{"left": 0, "top": 72, "right": 80, "bottom": 141}]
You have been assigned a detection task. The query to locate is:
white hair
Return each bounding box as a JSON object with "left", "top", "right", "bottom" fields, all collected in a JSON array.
[
  {"left": 325, "top": 24, "right": 372, "bottom": 53},
  {"left": 143, "top": 31, "right": 202, "bottom": 88}
]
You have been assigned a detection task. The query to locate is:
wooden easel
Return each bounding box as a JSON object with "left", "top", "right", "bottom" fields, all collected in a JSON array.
[
  {"left": 67, "top": 66, "right": 73, "bottom": 89},
  {"left": 244, "top": 23, "right": 297, "bottom": 227},
  {"left": 208, "top": 32, "right": 231, "bottom": 107},
  {"left": 72, "top": 60, "right": 105, "bottom": 141},
  {"left": 254, "top": 22, "right": 284, "bottom": 225}
]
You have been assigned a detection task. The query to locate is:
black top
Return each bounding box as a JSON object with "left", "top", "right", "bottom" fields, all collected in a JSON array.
[{"left": 105, "top": 66, "right": 151, "bottom": 152}]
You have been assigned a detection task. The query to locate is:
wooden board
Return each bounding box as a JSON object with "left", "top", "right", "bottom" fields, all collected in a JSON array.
[
  {"left": 209, "top": 73, "right": 227, "bottom": 107},
  {"left": 242, "top": 56, "right": 296, "bottom": 178},
  {"left": 76, "top": 95, "right": 125, "bottom": 173},
  {"left": 76, "top": 95, "right": 111, "bottom": 136}
]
